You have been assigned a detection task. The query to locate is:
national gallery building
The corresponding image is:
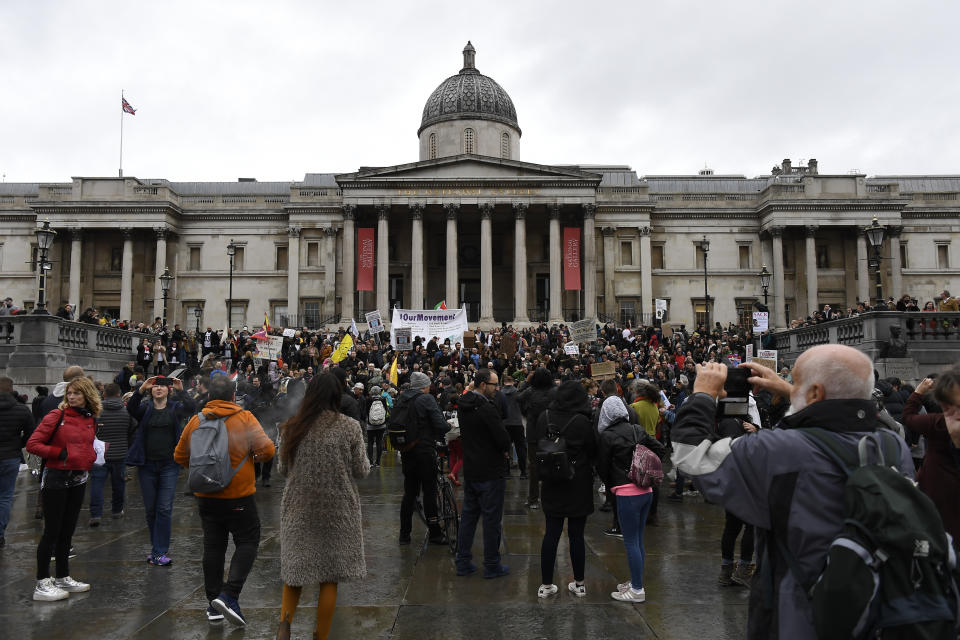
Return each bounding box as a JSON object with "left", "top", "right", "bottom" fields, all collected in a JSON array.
[{"left": 2, "top": 43, "right": 959, "bottom": 331}]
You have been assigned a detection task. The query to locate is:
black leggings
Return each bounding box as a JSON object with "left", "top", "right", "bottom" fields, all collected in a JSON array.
[
  {"left": 506, "top": 424, "right": 526, "bottom": 475},
  {"left": 367, "top": 429, "right": 385, "bottom": 465},
  {"left": 540, "top": 515, "right": 587, "bottom": 585},
  {"left": 721, "top": 510, "right": 754, "bottom": 563},
  {"left": 37, "top": 483, "right": 86, "bottom": 580}
]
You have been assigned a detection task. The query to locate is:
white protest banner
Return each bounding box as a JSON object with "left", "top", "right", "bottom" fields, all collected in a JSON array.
[
  {"left": 752, "top": 311, "right": 769, "bottom": 332},
  {"left": 390, "top": 307, "right": 468, "bottom": 346},
  {"left": 282, "top": 328, "right": 296, "bottom": 338},
  {"left": 257, "top": 335, "right": 285, "bottom": 362},
  {"left": 569, "top": 318, "right": 596, "bottom": 343},
  {"left": 755, "top": 349, "right": 778, "bottom": 372},
  {"left": 655, "top": 299, "right": 667, "bottom": 320},
  {"left": 745, "top": 343, "right": 754, "bottom": 363},
  {"left": 564, "top": 341, "right": 580, "bottom": 355},
  {"left": 365, "top": 310, "right": 385, "bottom": 334}
]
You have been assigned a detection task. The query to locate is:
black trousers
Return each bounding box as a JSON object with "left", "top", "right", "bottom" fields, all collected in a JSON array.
[
  {"left": 540, "top": 515, "right": 587, "bottom": 584},
  {"left": 366, "top": 428, "right": 385, "bottom": 465},
  {"left": 721, "top": 509, "right": 755, "bottom": 563},
  {"left": 506, "top": 424, "right": 526, "bottom": 475},
  {"left": 400, "top": 449, "right": 440, "bottom": 536},
  {"left": 37, "top": 483, "right": 86, "bottom": 580},
  {"left": 197, "top": 495, "right": 261, "bottom": 601},
  {"left": 254, "top": 460, "right": 273, "bottom": 483}
]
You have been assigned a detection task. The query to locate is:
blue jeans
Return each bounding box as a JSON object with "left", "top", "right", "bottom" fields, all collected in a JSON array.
[
  {"left": 0, "top": 457, "right": 20, "bottom": 538},
  {"left": 89, "top": 460, "right": 127, "bottom": 518},
  {"left": 456, "top": 478, "right": 506, "bottom": 571},
  {"left": 138, "top": 460, "right": 180, "bottom": 556},
  {"left": 617, "top": 491, "right": 653, "bottom": 590}
]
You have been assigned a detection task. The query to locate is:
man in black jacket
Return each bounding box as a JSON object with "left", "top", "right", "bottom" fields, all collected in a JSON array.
[
  {"left": 397, "top": 371, "right": 450, "bottom": 545},
  {"left": 455, "top": 368, "right": 512, "bottom": 579},
  {"left": 89, "top": 383, "right": 137, "bottom": 525},
  {"left": 0, "top": 376, "right": 34, "bottom": 546}
]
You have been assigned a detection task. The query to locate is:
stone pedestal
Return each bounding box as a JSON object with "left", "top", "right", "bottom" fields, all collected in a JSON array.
[{"left": 874, "top": 358, "right": 919, "bottom": 384}]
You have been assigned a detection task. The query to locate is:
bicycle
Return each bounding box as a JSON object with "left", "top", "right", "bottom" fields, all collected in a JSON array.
[{"left": 415, "top": 442, "right": 460, "bottom": 554}]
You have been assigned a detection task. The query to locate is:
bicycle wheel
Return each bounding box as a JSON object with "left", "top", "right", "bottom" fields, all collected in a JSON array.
[{"left": 440, "top": 482, "right": 459, "bottom": 554}]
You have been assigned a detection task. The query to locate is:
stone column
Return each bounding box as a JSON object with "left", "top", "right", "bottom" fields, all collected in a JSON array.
[
  {"left": 548, "top": 204, "right": 563, "bottom": 323},
  {"left": 68, "top": 229, "right": 83, "bottom": 311},
  {"left": 444, "top": 203, "right": 459, "bottom": 308},
  {"left": 639, "top": 226, "right": 653, "bottom": 324},
  {"left": 582, "top": 204, "right": 597, "bottom": 320},
  {"left": 771, "top": 227, "right": 786, "bottom": 328},
  {"left": 152, "top": 228, "right": 167, "bottom": 322},
  {"left": 323, "top": 226, "right": 338, "bottom": 317},
  {"left": 804, "top": 225, "right": 819, "bottom": 315},
  {"left": 287, "top": 226, "right": 301, "bottom": 322},
  {"left": 889, "top": 227, "right": 903, "bottom": 300},
  {"left": 513, "top": 203, "right": 529, "bottom": 323},
  {"left": 119, "top": 229, "right": 133, "bottom": 322},
  {"left": 377, "top": 204, "right": 390, "bottom": 317},
  {"left": 856, "top": 228, "right": 869, "bottom": 305},
  {"left": 341, "top": 205, "right": 355, "bottom": 321},
  {"left": 410, "top": 203, "right": 424, "bottom": 309},
  {"left": 479, "top": 202, "right": 494, "bottom": 325},
  {"left": 602, "top": 227, "right": 616, "bottom": 317}
]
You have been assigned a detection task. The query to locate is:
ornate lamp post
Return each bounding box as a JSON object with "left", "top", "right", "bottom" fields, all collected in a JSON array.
[
  {"left": 194, "top": 306, "right": 202, "bottom": 334},
  {"left": 700, "top": 235, "right": 711, "bottom": 333},
  {"left": 33, "top": 220, "right": 57, "bottom": 314},
  {"left": 759, "top": 264, "right": 771, "bottom": 306},
  {"left": 158, "top": 267, "right": 174, "bottom": 327},
  {"left": 226, "top": 239, "right": 236, "bottom": 329},
  {"left": 865, "top": 217, "right": 886, "bottom": 307}
]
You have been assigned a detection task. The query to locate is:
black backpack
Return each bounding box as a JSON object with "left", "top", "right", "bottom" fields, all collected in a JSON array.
[
  {"left": 794, "top": 428, "right": 960, "bottom": 640},
  {"left": 387, "top": 396, "right": 420, "bottom": 452},
  {"left": 535, "top": 411, "right": 578, "bottom": 482}
]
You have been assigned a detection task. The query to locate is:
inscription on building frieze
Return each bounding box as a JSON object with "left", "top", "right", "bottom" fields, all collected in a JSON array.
[{"left": 395, "top": 187, "right": 540, "bottom": 197}]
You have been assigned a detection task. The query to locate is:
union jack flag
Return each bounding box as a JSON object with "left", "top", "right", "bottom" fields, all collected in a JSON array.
[{"left": 122, "top": 97, "right": 136, "bottom": 115}]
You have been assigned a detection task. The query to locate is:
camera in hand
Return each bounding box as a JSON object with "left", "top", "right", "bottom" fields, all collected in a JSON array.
[
  {"left": 719, "top": 367, "right": 750, "bottom": 417},
  {"left": 155, "top": 376, "right": 174, "bottom": 387}
]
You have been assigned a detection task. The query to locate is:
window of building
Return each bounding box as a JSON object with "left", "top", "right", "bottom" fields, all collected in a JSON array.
[
  {"left": 736, "top": 299, "right": 754, "bottom": 327},
  {"left": 111, "top": 247, "right": 122, "bottom": 272},
  {"left": 651, "top": 244, "right": 664, "bottom": 270},
  {"left": 271, "top": 304, "right": 288, "bottom": 328},
  {"left": 307, "top": 241, "right": 319, "bottom": 267},
  {"left": 816, "top": 244, "right": 829, "bottom": 269},
  {"left": 501, "top": 133, "right": 510, "bottom": 159},
  {"left": 693, "top": 299, "right": 714, "bottom": 330},
  {"left": 189, "top": 246, "right": 201, "bottom": 271},
  {"left": 695, "top": 245, "right": 706, "bottom": 270},
  {"left": 620, "top": 301, "right": 636, "bottom": 327},
  {"left": 900, "top": 242, "right": 908, "bottom": 269},
  {"left": 738, "top": 245, "right": 751, "bottom": 270},
  {"left": 184, "top": 303, "right": 204, "bottom": 329},
  {"left": 233, "top": 246, "right": 245, "bottom": 271},
  {"left": 276, "top": 245, "right": 288, "bottom": 271},
  {"left": 429, "top": 133, "right": 437, "bottom": 159},
  {"left": 302, "top": 301, "right": 321, "bottom": 328},
  {"left": 229, "top": 303, "right": 246, "bottom": 329},
  {"left": 620, "top": 241, "right": 633, "bottom": 266},
  {"left": 463, "top": 128, "right": 475, "bottom": 154},
  {"left": 937, "top": 244, "right": 950, "bottom": 269}
]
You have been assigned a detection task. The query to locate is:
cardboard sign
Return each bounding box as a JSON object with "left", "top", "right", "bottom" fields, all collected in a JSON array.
[
  {"left": 570, "top": 318, "right": 596, "bottom": 343},
  {"left": 282, "top": 328, "right": 296, "bottom": 338},
  {"left": 564, "top": 341, "right": 580, "bottom": 355},
  {"left": 501, "top": 334, "right": 518, "bottom": 358},
  {"left": 463, "top": 330, "right": 476, "bottom": 349},
  {"left": 365, "top": 310, "right": 385, "bottom": 334},
  {"left": 591, "top": 360, "right": 616, "bottom": 380},
  {"left": 754, "top": 349, "right": 777, "bottom": 372},
  {"left": 752, "top": 312, "right": 769, "bottom": 332},
  {"left": 661, "top": 323, "right": 673, "bottom": 338},
  {"left": 394, "top": 327, "right": 413, "bottom": 351}
]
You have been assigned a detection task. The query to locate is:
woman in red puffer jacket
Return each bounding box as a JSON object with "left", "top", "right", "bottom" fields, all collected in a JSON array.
[{"left": 26, "top": 376, "right": 100, "bottom": 602}]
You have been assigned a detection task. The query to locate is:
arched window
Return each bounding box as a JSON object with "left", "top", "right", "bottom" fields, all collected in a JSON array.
[
  {"left": 429, "top": 133, "right": 437, "bottom": 159},
  {"left": 501, "top": 132, "right": 511, "bottom": 159},
  {"left": 463, "top": 128, "right": 475, "bottom": 154}
]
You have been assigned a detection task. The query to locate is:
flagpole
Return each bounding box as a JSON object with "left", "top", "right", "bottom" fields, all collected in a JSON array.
[{"left": 119, "top": 90, "right": 124, "bottom": 178}]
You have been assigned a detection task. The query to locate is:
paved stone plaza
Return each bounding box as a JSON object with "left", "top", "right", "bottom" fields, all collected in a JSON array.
[{"left": 0, "top": 458, "right": 748, "bottom": 639}]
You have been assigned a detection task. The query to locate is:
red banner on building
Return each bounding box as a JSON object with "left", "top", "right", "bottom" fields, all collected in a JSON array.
[
  {"left": 563, "top": 227, "right": 581, "bottom": 291},
  {"left": 357, "top": 228, "right": 375, "bottom": 291}
]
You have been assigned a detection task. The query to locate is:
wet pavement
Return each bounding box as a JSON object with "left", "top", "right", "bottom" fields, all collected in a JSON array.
[{"left": 0, "top": 457, "right": 748, "bottom": 639}]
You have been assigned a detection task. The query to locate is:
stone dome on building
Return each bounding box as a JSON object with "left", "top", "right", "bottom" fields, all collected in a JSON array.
[{"left": 417, "top": 42, "right": 522, "bottom": 161}]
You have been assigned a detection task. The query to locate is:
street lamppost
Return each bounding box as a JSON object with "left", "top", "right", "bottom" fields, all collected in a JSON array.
[
  {"left": 159, "top": 267, "right": 174, "bottom": 327},
  {"left": 865, "top": 217, "right": 886, "bottom": 307},
  {"left": 33, "top": 220, "right": 57, "bottom": 314},
  {"left": 194, "top": 306, "right": 202, "bottom": 335},
  {"left": 700, "top": 235, "right": 711, "bottom": 334},
  {"left": 758, "top": 265, "right": 771, "bottom": 307},
  {"left": 226, "top": 239, "right": 236, "bottom": 329}
]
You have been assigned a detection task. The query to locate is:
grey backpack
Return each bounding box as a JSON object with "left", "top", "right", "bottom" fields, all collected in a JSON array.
[{"left": 187, "top": 412, "right": 247, "bottom": 493}]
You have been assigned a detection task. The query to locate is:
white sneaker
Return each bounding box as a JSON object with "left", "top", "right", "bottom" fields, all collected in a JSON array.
[
  {"left": 611, "top": 586, "right": 646, "bottom": 602},
  {"left": 33, "top": 578, "right": 69, "bottom": 601},
  {"left": 568, "top": 581, "right": 586, "bottom": 597},
  {"left": 616, "top": 580, "right": 632, "bottom": 593},
  {"left": 537, "top": 584, "right": 558, "bottom": 598},
  {"left": 54, "top": 576, "right": 90, "bottom": 593}
]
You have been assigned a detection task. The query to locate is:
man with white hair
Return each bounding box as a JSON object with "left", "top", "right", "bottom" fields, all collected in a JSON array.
[{"left": 671, "top": 345, "right": 913, "bottom": 640}]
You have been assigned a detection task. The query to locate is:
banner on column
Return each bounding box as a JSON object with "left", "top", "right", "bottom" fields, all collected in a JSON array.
[
  {"left": 357, "top": 228, "right": 375, "bottom": 291},
  {"left": 390, "top": 307, "right": 468, "bottom": 346},
  {"left": 563, "top": 227, "right": 581, "bottom": 290}
]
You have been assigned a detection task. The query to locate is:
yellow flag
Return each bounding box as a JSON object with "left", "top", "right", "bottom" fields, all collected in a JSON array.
[
  {"left": 331, "top": 334, "right": 353, "bottom": 363},
  {"left": 388, "top": 355, "right": 398, "bottom": 386}
]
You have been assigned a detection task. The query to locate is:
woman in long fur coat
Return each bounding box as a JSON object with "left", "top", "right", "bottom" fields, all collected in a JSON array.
[{"left": 275, "top": 372, "right": 370, "bottom": 640}]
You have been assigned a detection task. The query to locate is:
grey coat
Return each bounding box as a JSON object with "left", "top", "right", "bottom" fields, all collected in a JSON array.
[{"left": 280, "top": 410, "right": 370, "bottom": 586}]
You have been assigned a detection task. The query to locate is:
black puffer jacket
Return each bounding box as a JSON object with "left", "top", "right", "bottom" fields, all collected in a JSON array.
[
  {"left": 458, "top": 390, "right": 510, "bottom": 482},
  {"left": 96, "top": 397, "right": 138, "bottom": 462},
  {"left": 597, "top": 416, "right": 665, "bottom": 489},
  {"left": 531, "top": 383, "right": 597, "bottom": 518},
  {"left": 0, "top": 392, "right": 34, "bottom": 461}
]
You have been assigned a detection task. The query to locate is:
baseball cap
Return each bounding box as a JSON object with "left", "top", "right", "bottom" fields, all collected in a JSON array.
[{"left": 353, "top": 382, "right": 364, "bottom": 390}]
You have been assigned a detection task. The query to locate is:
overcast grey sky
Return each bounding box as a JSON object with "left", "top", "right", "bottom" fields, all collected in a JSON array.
[{"left": 1, "top": 0, "right": 957, "bottom": 183}]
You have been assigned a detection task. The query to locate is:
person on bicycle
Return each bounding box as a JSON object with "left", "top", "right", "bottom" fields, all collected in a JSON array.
[{"left": 397, "top": 372, "right": 450, "bottom": 546}]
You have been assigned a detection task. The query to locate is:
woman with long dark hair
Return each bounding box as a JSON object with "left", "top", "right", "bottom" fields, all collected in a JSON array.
[{"left": 275, "top": 373, "right": 369, "bottom": 640}]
